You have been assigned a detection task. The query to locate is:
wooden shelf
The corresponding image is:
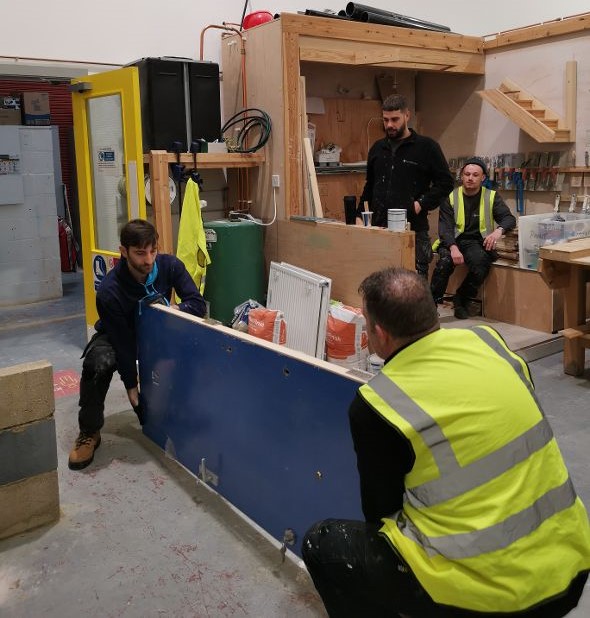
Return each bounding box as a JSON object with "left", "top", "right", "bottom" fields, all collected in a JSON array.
[
  {"left": 145, "top": 149, "right": 266, "bottom": 254},
  {"left": 143, "top": 151, "right": 265, "bottom": 168}
]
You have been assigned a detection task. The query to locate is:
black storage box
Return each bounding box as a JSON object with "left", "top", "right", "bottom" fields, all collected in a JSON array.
[{"left": 129, "top": 57, "right": 221, "bottom": 152}]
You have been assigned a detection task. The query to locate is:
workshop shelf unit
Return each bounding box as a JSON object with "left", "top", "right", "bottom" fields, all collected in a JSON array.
[
  {"left": 222, "top": 13, "right": 485, "bottom": 224},
  {"left": 144, "top": 150, "right": 265, "bottom": 253}
]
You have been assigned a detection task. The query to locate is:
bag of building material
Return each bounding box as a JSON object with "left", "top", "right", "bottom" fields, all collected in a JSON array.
[
  {"left": 325, "top": 302, "right": 368, "bottom": 369},
  {"left": 231, "top": 299, "right": 262, "bottom": 332},
  {"left": 248, "top": 307, "right": 287, "bottom": 345}
]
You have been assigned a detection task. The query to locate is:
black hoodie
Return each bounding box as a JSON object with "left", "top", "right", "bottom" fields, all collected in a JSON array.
[{"left": 95, "top": 253, "right": 206, "bottom": 389}]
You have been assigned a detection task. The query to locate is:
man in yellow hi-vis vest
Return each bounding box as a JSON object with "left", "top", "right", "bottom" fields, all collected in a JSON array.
[
  {"left": 302, "top": 267, "right": 590, "bottom": 617},
  {"left": 430, "top": 157, "right": 516, "bottom": 319}
]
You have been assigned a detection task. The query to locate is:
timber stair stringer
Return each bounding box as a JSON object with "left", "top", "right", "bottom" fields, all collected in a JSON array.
[{"left": 478, "top": 77, "right": 574, "bottom": 143}]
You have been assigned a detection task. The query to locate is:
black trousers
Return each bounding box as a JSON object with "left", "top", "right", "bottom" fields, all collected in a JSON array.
[
  {"left": 301, "top": 518, "right": 587, "bottom": 618},
  {"left": 430, "top": 239, "right": 495, "bottom": 305},
  {"left": 77, "top": 332, "right": 117, "bottom": 434},
  {"left": 414, "top": 229, "right": 433, "bottom": 279}
]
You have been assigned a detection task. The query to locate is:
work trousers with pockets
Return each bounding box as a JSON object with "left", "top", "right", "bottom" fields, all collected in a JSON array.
[
  {"left": 302, "top": 518, "right": 587, "bottom": 618},
  {"left": 414, "top": 229, "right": 433, "bottom": 279},
  {"left": 77, "top": 332, "right": 118, "bottom": 434},
  {"left": 430, "top": 239, "right": 495, "bottom": 305}
]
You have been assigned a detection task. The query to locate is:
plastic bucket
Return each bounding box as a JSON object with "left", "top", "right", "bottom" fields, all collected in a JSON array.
[
  {"left": 387, "top": 208, "right": 406, "bottom": 231},
  {"left": 367, "top": 353, "right": 384, "bottom": 374}
]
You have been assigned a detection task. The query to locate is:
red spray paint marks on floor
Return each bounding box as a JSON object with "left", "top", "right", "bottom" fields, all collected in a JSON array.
[{"left": 53, "top": 369, "right": 80, "bottom": 398}]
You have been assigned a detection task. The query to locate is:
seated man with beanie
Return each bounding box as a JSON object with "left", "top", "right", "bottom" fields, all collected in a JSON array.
[{"left": 430, "top": 157, "right": 516, "bottom": 318}]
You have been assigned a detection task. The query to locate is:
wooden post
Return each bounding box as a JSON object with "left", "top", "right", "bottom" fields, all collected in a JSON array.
[
  {"left": 283, "top": 31, "right": 302, "bottom": 217},
  {"left": 148, "top": 150, "right": 174, "bottom": 254},
  {"left": 563, "top": 265, "right": 586, "bottom": 375},
  {"left": 565, "top": 60, "right": 577, "bottom": 141}
]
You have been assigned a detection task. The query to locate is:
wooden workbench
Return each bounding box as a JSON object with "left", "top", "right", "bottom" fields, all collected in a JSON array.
[{"left": 539, "top": 238, "right": 590, "bottom": 375}]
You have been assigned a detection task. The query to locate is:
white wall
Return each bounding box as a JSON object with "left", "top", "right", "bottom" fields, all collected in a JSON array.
[{"left": 1, "top": 1, "right": 589, "bottom": 69}]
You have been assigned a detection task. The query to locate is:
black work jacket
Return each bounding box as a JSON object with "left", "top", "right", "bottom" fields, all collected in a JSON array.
[{"left": 359, "top": 129, "right": 453, "bottom": 231}]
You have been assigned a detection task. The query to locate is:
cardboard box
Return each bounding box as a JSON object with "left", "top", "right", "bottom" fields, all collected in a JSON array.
[
  {"left": 21, "top": 92, "right": 50, "bottom": 126},
  {"left": 0, "top": 109, "right": 21, "bottom": 125}
]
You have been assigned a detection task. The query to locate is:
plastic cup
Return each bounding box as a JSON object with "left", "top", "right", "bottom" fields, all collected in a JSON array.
[{"left": 361, "top": 211, "right": 373, "bottom": 227}]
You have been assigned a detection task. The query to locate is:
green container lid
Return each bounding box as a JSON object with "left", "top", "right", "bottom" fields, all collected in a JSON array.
[{"left": 204, "top": 220, "right": 265, "bottom": 324}]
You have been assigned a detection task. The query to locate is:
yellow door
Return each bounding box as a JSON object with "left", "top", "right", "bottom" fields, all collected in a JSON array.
[{"left": 71, "top": 67, "right": 145, "bottom": 336}]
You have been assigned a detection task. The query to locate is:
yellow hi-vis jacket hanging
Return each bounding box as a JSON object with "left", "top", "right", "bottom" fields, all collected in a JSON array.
[
  {"left": 360, "top": 326, "right": 590, "bottom": 613},
  {"left": 432, "top": 187, "right": 495, "bottom": 251},
  {"left": 176, "top": 178, "right": 210, "bottom": 295}
]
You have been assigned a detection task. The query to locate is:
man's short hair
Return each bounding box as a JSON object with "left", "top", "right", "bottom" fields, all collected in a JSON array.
[
  {"left": 120, "top": 219, "right": 159, "bottom": 249},
  {"left": 359, "top": 267, "right": 438, "bottom": 339},
  {"left": 382, "top": 94, "right": 408, "bottom": 112}
]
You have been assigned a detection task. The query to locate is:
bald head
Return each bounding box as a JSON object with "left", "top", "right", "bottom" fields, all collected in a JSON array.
[{"left": 359, "top": 267, "right": 439, "bottom": 341}]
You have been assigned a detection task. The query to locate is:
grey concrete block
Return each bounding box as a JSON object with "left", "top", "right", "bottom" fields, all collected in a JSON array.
[
  {"left": 0, "top": 470, "right": 60, "bottom": 540},
  {"left": 0, "top": 417, "right": 58, "bottom": 485},
  {"left": 0, "top": 360, "right": 54, "bottom": 430}
]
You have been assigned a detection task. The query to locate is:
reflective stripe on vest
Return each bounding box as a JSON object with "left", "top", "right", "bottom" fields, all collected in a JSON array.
[
  {"left": 368, "top": 326, "right": 577, "bottom": 559},
  {"left": 449, "top": 187, "right": 495, "bottom": 239},
  {"left": 399, "top": 478, "right": 576, "bottom": 560}
]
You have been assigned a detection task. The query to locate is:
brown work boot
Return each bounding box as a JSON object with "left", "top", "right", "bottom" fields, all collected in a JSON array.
[{"left": 68, "top": 431, "right": 101, "bottom": 470}]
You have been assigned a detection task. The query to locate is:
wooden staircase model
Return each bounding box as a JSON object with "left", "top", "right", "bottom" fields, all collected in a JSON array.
[{"left": 478, "top": 70, "right": 576, "bottom": 143}]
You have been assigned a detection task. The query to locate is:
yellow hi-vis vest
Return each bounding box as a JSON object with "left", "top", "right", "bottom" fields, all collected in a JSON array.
[
  {"left": 432, "top": 187, "right": 495, "bottom": 251},
  {"left": 359, "top": 326, "right": 590, "bottom": 613},
  {"left": 176, "top": 177, "right": 211, "bottom": 295}
]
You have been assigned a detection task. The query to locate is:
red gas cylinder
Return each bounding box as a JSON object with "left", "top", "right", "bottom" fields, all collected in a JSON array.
[{"left": 242, "top": 10, "right": 273, "bottom": 29}]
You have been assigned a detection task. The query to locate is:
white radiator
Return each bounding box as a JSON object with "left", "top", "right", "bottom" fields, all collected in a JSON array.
[{"left": 267, "top": 262, "right": 331, "bottom": 358}]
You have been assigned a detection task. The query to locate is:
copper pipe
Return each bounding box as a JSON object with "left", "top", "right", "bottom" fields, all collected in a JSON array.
[
  {"left": 199, "top": 24, "right": 252, "bottom": 210},
  {"left": 199, "top": 24, "right": 242, "bottom": 61}
]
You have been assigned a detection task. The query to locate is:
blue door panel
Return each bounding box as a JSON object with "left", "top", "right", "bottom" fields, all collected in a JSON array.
[{"left": 138, "top": 308, "right": 364, "bottom": 554}]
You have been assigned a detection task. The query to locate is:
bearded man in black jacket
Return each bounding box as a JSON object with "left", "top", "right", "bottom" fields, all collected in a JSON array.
[
  {"left": 358, "top": 94, "right": 454, "bottom": 278},
  {"left": 68, "top": 219, "right": 206, "bottom": 470}
]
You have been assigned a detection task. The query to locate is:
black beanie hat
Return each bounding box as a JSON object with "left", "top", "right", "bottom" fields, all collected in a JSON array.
[{"left": 461, "top": 157, "right": 488, "bottom": 177}]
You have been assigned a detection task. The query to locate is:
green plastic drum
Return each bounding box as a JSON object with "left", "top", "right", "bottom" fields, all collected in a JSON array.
[{"left": 204, "top": 219, "right": 265, "bottom": 324}]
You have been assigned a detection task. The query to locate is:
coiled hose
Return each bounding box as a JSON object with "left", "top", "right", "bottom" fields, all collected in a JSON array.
[{"left": 221, "top": 108, "right": 272, "bottom": 153}]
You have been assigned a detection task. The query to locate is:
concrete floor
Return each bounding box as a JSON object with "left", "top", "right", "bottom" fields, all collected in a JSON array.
[{"left": 0, "top": 271, "right": 589, "bottom": 617}]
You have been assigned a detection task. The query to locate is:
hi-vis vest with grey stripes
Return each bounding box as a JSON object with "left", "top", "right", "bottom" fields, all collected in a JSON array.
[
  {"left": 450, "top": 186, "right": 495, "bottom": 239},
  {"left": 432, "top": 187, "right": 495, "bottom": 251},
  {"left": 359, "top": 326, "right": 590, "bottom": 612}
]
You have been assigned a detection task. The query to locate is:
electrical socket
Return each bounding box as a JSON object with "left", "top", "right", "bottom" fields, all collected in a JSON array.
[{"left": 272, "top": 174, "right": 280, "bottom": 188}]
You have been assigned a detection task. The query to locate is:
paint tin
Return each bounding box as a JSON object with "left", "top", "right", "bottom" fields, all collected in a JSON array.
[
  {"left": 367, "top": 353, "right": 384, "bottom": 374},
  {"left": 387, "top": 208, "right": 406, "bottom": 231}
]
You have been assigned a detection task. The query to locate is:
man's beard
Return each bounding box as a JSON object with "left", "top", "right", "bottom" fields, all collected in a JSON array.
[{"left": 385, "top": 123, "right": 406, "bottom": 140}]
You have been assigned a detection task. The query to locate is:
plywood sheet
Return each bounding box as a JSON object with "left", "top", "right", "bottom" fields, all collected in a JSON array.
[
  {"left": 483, "top": 264, "right": 561, "bottom": 332},
  {"left": 277, "top": 219, "right": 414, "bottom": 306},
  {"left": 309, "top": 98, "right": 382, "bottom": 163},
  {"left": 316, "top": 173, "right": 366, "bottom": 221},
  {"left": 539, "top": 237, "right": 590, "bottom": 263}
]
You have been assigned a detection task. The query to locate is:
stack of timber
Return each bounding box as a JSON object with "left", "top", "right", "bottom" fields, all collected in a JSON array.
[{"left": 496, "top": 228, "right": 519, "bottom": 263}]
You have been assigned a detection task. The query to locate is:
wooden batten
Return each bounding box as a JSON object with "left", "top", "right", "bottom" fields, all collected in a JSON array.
[
  {"left": 280, "top": 12, "right": 483, "bottom": 54},
  {"left": 299, "top": 37, "right": 484, "bottom": 74},
  {"left": 283, "top": 30, "right": 302, "bottom": 217},
  {"left": 142, "top": 152, "right": 264, "bottom": 168},
  {"left": 565, "top": 60, "right": 577, "bottom": 142},
  {"left": 484, "top": 12, "right": 590, "bottom": 50},
  {"left": 148, "top": 150, "right": 174, "bottom": 254}
]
